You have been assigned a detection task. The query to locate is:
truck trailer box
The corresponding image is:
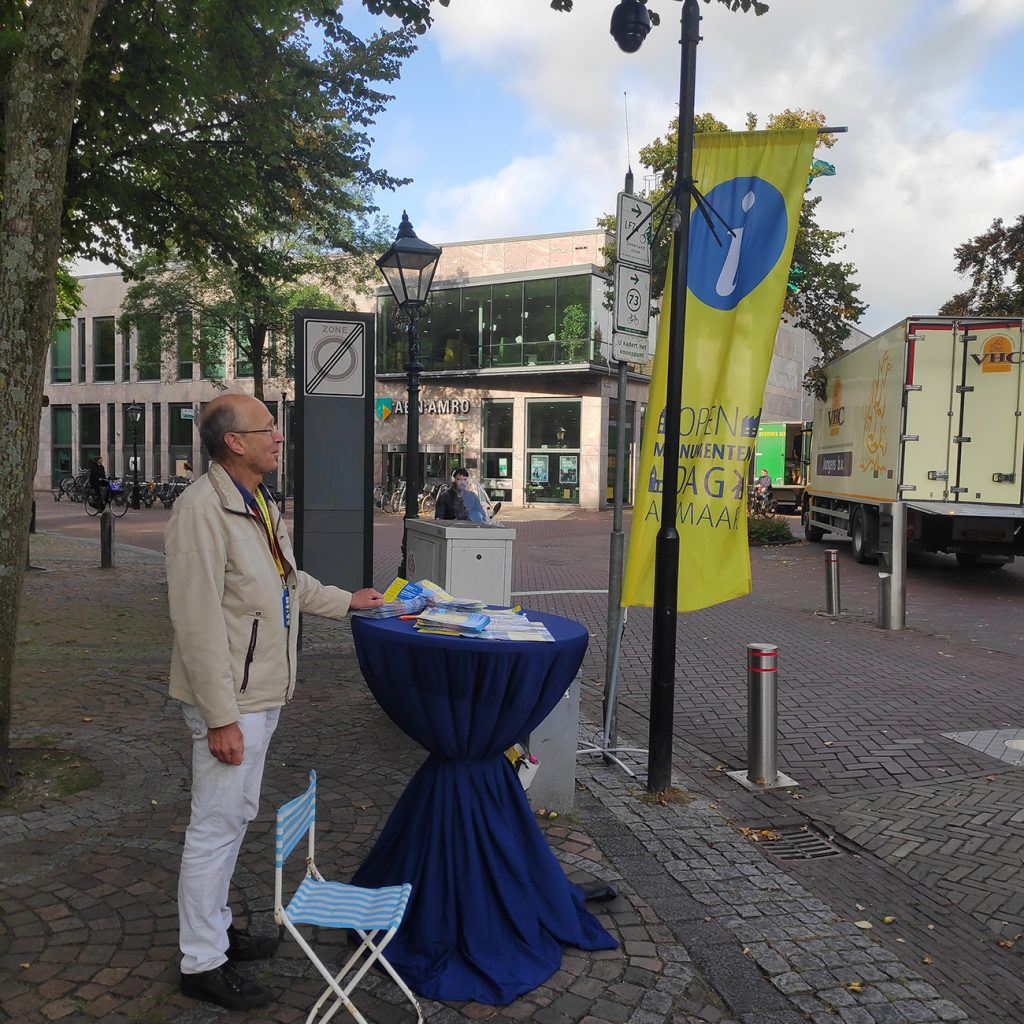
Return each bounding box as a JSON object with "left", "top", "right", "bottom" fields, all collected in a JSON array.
[{"left": 805, "top": 317, "right": 1024, "bottom": 563}]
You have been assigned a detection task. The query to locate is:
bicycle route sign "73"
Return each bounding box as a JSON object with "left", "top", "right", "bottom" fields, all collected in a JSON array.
[{"left": 303, "top": 319, "right": 366, "bottom": 397}]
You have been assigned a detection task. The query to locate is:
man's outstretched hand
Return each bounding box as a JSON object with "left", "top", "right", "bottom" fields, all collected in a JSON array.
[
  {"left": 208, "top": 722, "right": 244, "bottom": 765},
  {"left": 350, "top": 587, "right": 384, "bottom": 611}
]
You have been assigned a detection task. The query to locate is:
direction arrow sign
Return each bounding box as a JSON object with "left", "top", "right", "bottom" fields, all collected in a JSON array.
[
  {"left": 615, "top": 191, "right": 653, "bottom": 269},
  {"left": 613, "top": 262, "right": 651, "bottom": 337}
]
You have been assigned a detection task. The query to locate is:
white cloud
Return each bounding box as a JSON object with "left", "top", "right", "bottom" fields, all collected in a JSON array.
[{"left": 415, "top": 0, "right": 1024, "bottom": 334}]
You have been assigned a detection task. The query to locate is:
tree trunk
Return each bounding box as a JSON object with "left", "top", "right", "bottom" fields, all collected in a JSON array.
[
  {"left": 250, "top": 322, "right": 267, "bottom": 401},
  {"left": 0, "top": 0, "right": 104, "bottom": 789}
]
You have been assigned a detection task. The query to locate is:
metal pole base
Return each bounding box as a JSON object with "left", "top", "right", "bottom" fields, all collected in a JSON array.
[{"left": 726, "top": 768, "right": 799, "bottom": 792}]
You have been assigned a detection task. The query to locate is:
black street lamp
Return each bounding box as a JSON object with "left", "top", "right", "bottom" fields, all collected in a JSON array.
[
  {"left": 612, "top": 0, "right": 700, "bottom": 793},
  {"left": 127, "top": 403, "right": 143, "bottom": 511},
  {"left": 376, "top": 211, "right": 442, "bottom": 576},
  {"left": 555, "top": 425, "right": 566, "bottom": 448}
]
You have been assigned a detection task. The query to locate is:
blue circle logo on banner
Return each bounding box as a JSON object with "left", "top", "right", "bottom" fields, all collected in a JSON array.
[{"left": 688, "top": 176, "right": 788, "bottom": 311}]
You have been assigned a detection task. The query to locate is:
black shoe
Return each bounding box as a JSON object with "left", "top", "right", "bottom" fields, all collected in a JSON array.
[
  {"left": 180, "top": 962, "right": 272, "bottom": 1010},
  {"left": 227, "top": 924, "right": 281, "bottom": 962}
]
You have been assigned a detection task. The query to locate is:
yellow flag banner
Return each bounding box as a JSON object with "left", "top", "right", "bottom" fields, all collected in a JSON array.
[{"left": 622, "top": 128, "right": 817, "bottom": 612}]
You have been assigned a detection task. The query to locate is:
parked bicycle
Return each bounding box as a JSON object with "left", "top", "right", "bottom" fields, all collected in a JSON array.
[
  {"left": 155, "top": 475, "right": 192, "bottom": 509},
  {"left": 53, "top": 468, "right": 89, "bottom": 503}
]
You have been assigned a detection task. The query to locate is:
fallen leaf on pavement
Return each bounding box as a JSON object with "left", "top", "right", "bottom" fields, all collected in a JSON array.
[
  {"left": 998, "top": 939, "right": 1015, "bottom": 949},
  {"left": 82, "top": 717, "right": 93, "bottom": 723},
  {"left": 855, "top": 904, "right": 865, "bottom": 911},
  {"left": 895, "top": 938, "right": 906, "bottom": 944},
  {"left": 19, "top": 964, "right": 30, "bottom": 970},
  {"left": 845, "top": 981, "right": 864, "bottom": 993},
  {"left": 882, "top": 916, "right": 896, "bottom": 924},
  {"left": 854, "top": 920, "right": 873, "bottom": 930},
  {"left": 922, "top": 955, "right": 934, "bottom": 964}
]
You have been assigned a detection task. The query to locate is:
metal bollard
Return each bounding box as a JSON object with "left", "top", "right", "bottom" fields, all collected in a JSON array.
[
  {"left": 878, "top": 572, "right": 891, "bottom": 629},
  {"left": 728, "top": 643, "right": 798, "bottom": 791},
  {"left": 100, "top": 509, "right": 114, "bottom": 569},
  {"left": 824, "top": 548, "right": 841, "bottom": 615},
  {"left": 29, "top": 499, "right": 36, "bottom": 534}
]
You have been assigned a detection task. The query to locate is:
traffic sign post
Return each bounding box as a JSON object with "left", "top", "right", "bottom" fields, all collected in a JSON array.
[
  {"left": 616, "top": 192, "right": 653, "bottom": 269},
  {"left": 613, "top": 263, "right": 651, "bottom": 336}
]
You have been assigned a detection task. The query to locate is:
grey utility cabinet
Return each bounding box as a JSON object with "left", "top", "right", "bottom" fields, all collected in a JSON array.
[{"left": 404, "top": 520, "right": 517, "bottom": 607}]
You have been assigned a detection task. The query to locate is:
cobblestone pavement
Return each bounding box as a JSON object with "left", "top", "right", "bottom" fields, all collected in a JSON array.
[
  {"left": 0, "top": 534, "right": 735, "bottom": 1024},
  {"left": 503, "top": 517, "right": 1024, "bottom": 1023},
  {"left": 8, "top": 506, "right": 1023, "bottom": 1022}
]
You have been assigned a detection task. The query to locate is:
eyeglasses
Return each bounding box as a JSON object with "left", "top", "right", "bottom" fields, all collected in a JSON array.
[{"left": 228, "top": 426, "right": 278, "bottom": 437}]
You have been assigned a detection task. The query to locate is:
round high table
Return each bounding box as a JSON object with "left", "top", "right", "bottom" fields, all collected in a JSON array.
[{"left": 350, "top": 611, "right": 616, "bottom": 1005}]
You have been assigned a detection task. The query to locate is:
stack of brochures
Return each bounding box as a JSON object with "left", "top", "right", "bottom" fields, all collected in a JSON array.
[
  {"left": 415, "top": 607, "right": 491, "bottom": 637},
  {"left": 479, "top": 611, "right": 555, "bottom": 643},
  {"left": 387, "top": 577, "right": 486, "bottom": 611}
]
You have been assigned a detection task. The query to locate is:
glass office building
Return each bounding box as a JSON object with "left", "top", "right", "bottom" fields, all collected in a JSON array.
[{"left": 373, "top": 234, "right": 652, "bottom": 510}]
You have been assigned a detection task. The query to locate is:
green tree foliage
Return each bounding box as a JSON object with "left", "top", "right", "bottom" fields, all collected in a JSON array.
[
  {"left": 939, "top": 214, "right": 1024, "bottom": 317},
  {"left": 118, "top": 231, "right": 380, "bottom": 399},
  {"left": 599, "top": 108, "right": 865, "bottom": 399}
]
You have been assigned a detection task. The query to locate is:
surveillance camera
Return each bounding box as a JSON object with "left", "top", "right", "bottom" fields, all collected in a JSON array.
[{"left": 610, "top": 0, "right": 652, "bottom": 53}]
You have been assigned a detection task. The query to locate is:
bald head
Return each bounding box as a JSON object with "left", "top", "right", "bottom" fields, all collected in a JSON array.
[{"left": 200, "top": 394, "right": 268, "bottom": 461}]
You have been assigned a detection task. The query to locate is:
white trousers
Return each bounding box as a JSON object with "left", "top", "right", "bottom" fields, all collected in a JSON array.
[{"left": 178, "top": 703, "right": 281, "bottom": 974}]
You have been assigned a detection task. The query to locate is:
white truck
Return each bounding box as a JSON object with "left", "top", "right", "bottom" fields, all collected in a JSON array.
[{"left": 802, "top": 316, "right": 1024, "bottom": 566}]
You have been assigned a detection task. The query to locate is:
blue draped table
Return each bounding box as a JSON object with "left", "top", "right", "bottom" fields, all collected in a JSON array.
[{"left": 350, "top": 611, "right": 616, "bottom": 1005}]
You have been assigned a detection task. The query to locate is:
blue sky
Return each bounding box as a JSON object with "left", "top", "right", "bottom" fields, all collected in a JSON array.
[{"left": 347, "top": 0, "right": 1024, "bottom": 335}]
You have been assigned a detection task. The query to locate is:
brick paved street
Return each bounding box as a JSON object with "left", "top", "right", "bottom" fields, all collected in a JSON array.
[{"left": 6, "top": 504, "right": 1024, "bottom": 1022}]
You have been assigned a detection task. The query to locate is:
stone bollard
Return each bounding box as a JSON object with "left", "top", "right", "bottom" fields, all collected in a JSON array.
[{"left": 100, "top": 510, "right": 114, "bottom": 569}]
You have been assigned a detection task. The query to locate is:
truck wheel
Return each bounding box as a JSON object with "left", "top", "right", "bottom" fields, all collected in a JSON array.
[
  {"left": 851, "top": 507, "right": 878, "bottom": 564},
  {"left": 803, "top": 510, "right": 825, "bottom": 543}
]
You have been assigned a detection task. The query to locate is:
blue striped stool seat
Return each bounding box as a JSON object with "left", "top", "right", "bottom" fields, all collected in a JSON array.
[{"left": 284, "top": 878, "right": 412, "bottom": 930}]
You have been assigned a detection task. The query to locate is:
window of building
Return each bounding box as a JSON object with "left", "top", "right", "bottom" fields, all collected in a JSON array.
[
  {"left": 79, "top": 403, "right": 101, "bottom": 468},
  {"left": 234, "top": 332, "right": 253, "bottom": 378},
  {"left": 51, "top": 319, "right": 72, "bottom": 383},
  {"left": 137, "top": 314, "right": 162, "bottom": 381},
  {"left": 152, "top": 402, "right": 162, "bottom": 478},
  {"left": 460, "top": 286, "right": 491, "bottom": 370},
  {"left": 51, "top": 406, "right": 73, "bottom": 486},
  {"left": 376, "top": 296, "right": 404, "bottom": 374},
  {"left": 78, "top": 319, "right": 87, "bottom": 383},
  {"left": 106, "top": 403, "right": 116, "bottom": 471},
  {"left": 489, "top": 281, "right": 524, "bottom": 368},
  {"left": 526, "top": 400, "right": 581, "bottom": 504},
  {"left": 555, "top": 276, "right": 591, "bottom": 362},
  {"left": 481, "top": 400, "right": 513, "bottom": 504},
  {"left": 93, "top": 318, "right": 116, "bottom": 382},
  {"left": 200, "top": 322, "right": 226, "bottom": 380},
  {"left": 123, "top": 404, "right": 146, "bottom": 479},
  {"left": 376, "top": 274, "right": 595, "bottom": 376},
  {"left": 122, "top": 326, "right": 131, "bottom": 381},
  {"left": 523, "top": 279, "right": 557, "bottom": 366},
  {"left": 420, "top": 288, "right": 463, "bottom": 371},
  {"left": 177, "top": 313, "right": 193, "bottom": 380},
  {"left": 169, "top": 402, "right": 194, "bottom": 476},
  {"left": 606, "top": 398, "right": 635, "bottom": 505}
]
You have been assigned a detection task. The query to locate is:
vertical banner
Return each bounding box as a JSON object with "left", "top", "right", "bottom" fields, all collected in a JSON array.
[
  {"left": 622, "top": 129, "right": 817, "bottom": 612},
  {"left": 293, "top": 309, "right": 374, "bottom": 591}
]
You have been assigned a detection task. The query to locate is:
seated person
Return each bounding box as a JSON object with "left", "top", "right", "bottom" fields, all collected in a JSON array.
[{"left": 435, "top": 467, "right": 487, "bottom": 524}]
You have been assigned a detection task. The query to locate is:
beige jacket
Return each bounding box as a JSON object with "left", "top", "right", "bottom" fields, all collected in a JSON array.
[{"left": 166, "top": 462, "right": 351, "bottom": 727}]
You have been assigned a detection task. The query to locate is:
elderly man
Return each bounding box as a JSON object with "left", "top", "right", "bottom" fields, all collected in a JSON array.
[{"left": 166, "top": 394, "right": 382, "bottom": 1010}]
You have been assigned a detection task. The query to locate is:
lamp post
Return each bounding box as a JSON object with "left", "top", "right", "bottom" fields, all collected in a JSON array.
[
  {"left": 611, "top": 0, "right": 699, "bottom": 793},
  {"left": 555, "top": 425, "right": 566, "bottom": 448},
  {"left": 127, "top": 403, "right": 143, "bottom": 510},
  {"left": 456, "top": 413, "right": 468, "bottom": 464},
  {"left": 376, "top": 211, "right": 442, "bottom": 576}
]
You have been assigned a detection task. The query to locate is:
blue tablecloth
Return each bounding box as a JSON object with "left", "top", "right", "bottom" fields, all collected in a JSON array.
[{"left": 350, "top": 611, "right": 616, "bottom": 1004}]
